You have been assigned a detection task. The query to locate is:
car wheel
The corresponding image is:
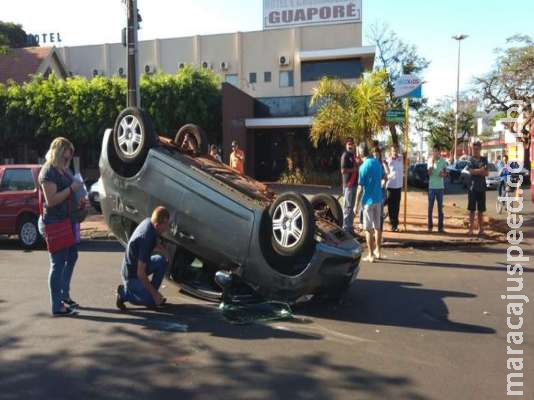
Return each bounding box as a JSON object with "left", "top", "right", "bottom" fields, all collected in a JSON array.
[
  {"left": 113, "top": 107, "right": 156, "bottom": 164},
  {"left": 174, "top": 124, "right": 208, "bottom": 156},
  {"left": 18, "top": 215, "right": 40, "bottom": 250},
  {"left": 310, "top": 193, "right": 343, "bottom": 227},
  {"left": 268, "top": 193, "right": 315, "bottom": 258}
]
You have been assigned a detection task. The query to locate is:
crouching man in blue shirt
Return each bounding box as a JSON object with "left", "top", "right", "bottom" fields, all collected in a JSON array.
[{"left": 116, "top": 206, "right": 171, "bottom": 311}]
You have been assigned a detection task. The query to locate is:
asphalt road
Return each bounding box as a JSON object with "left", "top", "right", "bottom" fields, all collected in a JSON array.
[{"left": 1, "top": 200, "right": 533, "bottom": 400}]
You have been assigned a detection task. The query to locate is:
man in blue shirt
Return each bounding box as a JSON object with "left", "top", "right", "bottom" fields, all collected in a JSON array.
[
  {"left": 355, "top": 144, "right": 384, "bottom": 263},
  {"left": 116, "top": 207, "right": 171, "bottom": 310}
]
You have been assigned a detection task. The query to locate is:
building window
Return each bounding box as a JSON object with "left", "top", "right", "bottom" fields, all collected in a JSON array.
[
  {"left": 0, "top": 169, "right": 35, "bottom": 192},
  {"left": 249, "top": 72, "right": 257, "bottom": 84},
  {"left": 225, "top": 74, "right": 239, "bottom": 87},
  {"left": 279, "top": 70, "right": 294, "bottom": 88},
  {"left": 264, "top": 71, "right": 272, "bottom": 83},
  {"left": 301, "top": 58, "right": 363, "bottom": 82}
]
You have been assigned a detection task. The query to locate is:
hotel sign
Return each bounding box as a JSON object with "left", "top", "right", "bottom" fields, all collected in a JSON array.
[{"left": 263, "top": 0, "right": 362, "bottom": 30}]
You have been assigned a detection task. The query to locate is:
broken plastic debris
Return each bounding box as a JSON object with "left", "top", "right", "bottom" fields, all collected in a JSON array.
[{"left": 219, "top": 301, "right": 293, "bottom": 325}]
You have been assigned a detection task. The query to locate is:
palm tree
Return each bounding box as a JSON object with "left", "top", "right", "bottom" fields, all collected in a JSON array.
[{"left": 310, "top": 69, "right": 388, "bottom": 147}]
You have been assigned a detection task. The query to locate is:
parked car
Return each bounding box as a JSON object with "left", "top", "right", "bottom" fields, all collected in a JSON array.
[
  {"left": 446, "top": 160, "right": 469, "bottom": 183},
  {"left": 459, "top": 163, "right": 500, "bottom": 189},
  {"left": 99, "top": 107, "right": 362, "bottom": 303},
  {"left": 88, "top": 178, "right": 103, "bottom": 213},
  {"left": 0, "top": 165, "right": 42, "bottom": 249},
  {"left": 408, "top": 163, "right": 429, "bottom": 188}
]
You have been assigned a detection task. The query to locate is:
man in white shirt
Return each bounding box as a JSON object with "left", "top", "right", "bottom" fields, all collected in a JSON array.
[{"left": 386, "top": 145, "right": 403, "bottom": 232}]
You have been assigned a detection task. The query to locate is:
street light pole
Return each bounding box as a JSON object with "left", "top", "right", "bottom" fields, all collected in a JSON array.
[
  {"left": 126, "top": 0, "right": 140, "bottom": 108},
  {"left": 452, "top": 34, "right": 468, "bottom": 162}
]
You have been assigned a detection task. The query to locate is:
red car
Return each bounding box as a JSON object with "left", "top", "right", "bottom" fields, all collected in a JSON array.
[{"left": 0, "top": 165, "right": 42, "bottom": 249}]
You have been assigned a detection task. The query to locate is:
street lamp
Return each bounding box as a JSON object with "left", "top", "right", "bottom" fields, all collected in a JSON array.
[{"left": 452, "top": 34, "right": 468, "bottom": 162}]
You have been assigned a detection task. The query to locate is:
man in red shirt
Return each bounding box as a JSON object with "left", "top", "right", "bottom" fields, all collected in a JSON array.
[
  {"left": 340, "top": 137, "right": 359, "bottom": 235},
  {"left": 230, "top": 140, "right": 245, "bottom": 174}
]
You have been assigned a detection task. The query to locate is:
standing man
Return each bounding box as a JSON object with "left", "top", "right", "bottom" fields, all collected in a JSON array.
[
  {"left": 467, "top": 141, "right": 489, "bottom": 236},
  {"left": 116, "top": 207, "right": 171, "bottom": 311},
  {"left": 355, "top": 144, "right": 384, "bottom": 262},
  {"left": 340, "top": 138, "right": 358, "bottom": 235},
  {"left": 386, "top": 145, "right": 403, "bottom": 232},
  {"left": 495, "top": 155, "right": 504, "bottom": 171},
  {"left": 230, "top": 140, "right": 245, "bottom": 174},
  {"left": 427, "top": 145, "right": 448, "bottom": 233}
]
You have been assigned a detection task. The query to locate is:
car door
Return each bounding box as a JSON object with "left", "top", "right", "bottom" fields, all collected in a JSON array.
[{"left": 0, "top": 168, "right": 37, "bottom": 234}]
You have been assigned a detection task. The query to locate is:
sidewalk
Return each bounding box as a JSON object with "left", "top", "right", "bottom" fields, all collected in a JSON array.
[{"left": 81, "top": 185, "right": 512, "bottom": 248}]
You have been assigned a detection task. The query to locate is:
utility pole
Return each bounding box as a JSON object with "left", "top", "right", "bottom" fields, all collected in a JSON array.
[
  {"left": 126, "top": 0, "right": 140, "bottom": 108},
  {"left": 452, "top": 34, "right": 468, "bottom": 162}
]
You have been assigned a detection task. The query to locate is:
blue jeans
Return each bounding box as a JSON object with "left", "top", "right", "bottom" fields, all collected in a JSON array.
[
  {"left": 342, "top": 186, "right": 357, "bottom": 232},
  {"left": 428, "top": 189, "right": 444, "bottom": 230},
  {"left": 121, "top": 255, "right": 167, "bottom": 306},
  {"left": 48, "top": 244, "right": 78, "bottom": 313}
]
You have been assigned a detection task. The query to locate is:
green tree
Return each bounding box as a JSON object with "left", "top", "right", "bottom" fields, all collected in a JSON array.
[
  {"left": 0, "top": 21, "right": 34, "bottom": 54},
  {"left": 476, "top": 35, "right": 533, "bottom": 163},
  {"left": 309, "top": 69, "right": 388, "bottom": 147},
  {"left": 415, "top": 97, "right": 477, "bottom": 151},
  {"left": 370, "top": 24, "right": 430, "bottom": 146}
]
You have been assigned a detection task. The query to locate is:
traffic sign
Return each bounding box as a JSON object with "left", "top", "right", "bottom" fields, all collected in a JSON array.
[
  {"left": 386, "top": 109, "right": 405, "bottom": 123},
  {"left": 394, "top": 75, "right": 423, "bottom": 98}
]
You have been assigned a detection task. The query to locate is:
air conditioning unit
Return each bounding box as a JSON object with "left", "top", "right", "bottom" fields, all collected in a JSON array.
[
  {"left": 279, "top": 55, "right": 290, "bottom": 66},
  {"left": 144, "top": 64, "right": 156, "bottom": 74},
  {"left": 220, "top": 61, "right": 230, "bottom": 71},
  {"left": 201, "top": 61, "right": 212, "bottom": 70},
  {"left": 118, "top": 67, "right": 125, "bottom": 77},
  {"left": 178, "top": 62, "right": 186, "bottom": 70}
]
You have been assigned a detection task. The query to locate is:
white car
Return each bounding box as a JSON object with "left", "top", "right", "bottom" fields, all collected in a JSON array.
[
  {"left": 88, "top": 178, "right": 103, "bottom": 213},
  {"left": 460, "top": 163, "right": 499, "bottom": 189}
]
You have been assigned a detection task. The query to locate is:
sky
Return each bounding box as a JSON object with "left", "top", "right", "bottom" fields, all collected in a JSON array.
[{"left": 2, "top": 0, "right": 533, "bottom": 103}]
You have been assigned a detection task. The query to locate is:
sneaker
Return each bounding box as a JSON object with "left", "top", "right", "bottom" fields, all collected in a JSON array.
[
  {"left": 52, "top": 307, "right": 78, "bottom": 317},
  {"left": 391, "top": 227, "right": 399, "bottom": 233},
  {"left": 116, "top": 285, "right": 127, "bottom": 311},
  {"left": 63, "top": 298, "right": 79, "bottom": 308},
  {"left": 438, "top": 228, "right": 446, "bottom": 234}
]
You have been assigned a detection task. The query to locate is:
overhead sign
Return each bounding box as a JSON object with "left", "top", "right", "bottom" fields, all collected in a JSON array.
[
  {"left": 386, "top": 109, "right": 405, "bottom": 123},
  {"left": 394, "top": 75, "right": 423, "bottom": 98},
  {"left": 263, "top": 0, "right": 362, "bottom": 30}
]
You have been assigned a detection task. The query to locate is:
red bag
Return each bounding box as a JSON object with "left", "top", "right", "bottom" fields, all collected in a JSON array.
[{"left": 39, "top": 188, "right": 76, "bottom": 253}]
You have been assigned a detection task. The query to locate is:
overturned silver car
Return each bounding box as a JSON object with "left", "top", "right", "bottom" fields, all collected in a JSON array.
[{"left": 99, "top": 107, "right": 361, "bottom": 303}]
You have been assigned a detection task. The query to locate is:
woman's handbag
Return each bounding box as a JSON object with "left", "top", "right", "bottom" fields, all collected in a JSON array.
[{"left": 39, "top": 189, "right": 76, "bottom": 253}]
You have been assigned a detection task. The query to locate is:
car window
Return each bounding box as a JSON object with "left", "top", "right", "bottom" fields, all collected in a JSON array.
[{"left": 0, "top": 169, "right": 35, "bottom": 192}]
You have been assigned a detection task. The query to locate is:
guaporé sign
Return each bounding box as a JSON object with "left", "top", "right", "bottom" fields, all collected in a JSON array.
[{"left": 263, "top": 0, "right": 362, "bottom": 30}]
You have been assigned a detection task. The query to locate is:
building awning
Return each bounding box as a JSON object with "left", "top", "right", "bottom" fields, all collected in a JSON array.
[
  {"left": 299, "top": 46, "right": 376, "bottom": 62},
  {"left": 245, "top": 116, "right": 313, "bottom": 129}
]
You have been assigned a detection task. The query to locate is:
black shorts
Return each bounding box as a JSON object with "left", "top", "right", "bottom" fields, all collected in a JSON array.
[{"left": 468, "top": 190, "right": 486, "bottom": 212}]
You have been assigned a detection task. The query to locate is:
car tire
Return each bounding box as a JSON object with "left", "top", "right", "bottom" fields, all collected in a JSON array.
[
  {"left": 18, "top": 215, "right": 40, "bottom": 250},
  {"left": 113, "top": 107, "right": 156, "bottom": 165},
  {"left": 174, "top": 124, "right": 209, "bottom": 156},
  {"left": 310, "top": 193, "right": 343, "bottom": 227},
  {"left": 268, "top": 192, "right": 315, "bottom": 258}
]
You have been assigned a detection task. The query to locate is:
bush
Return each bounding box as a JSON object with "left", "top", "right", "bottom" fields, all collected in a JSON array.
[{"left": 0, "top": 66, "right": 222, "bottom": 163}]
